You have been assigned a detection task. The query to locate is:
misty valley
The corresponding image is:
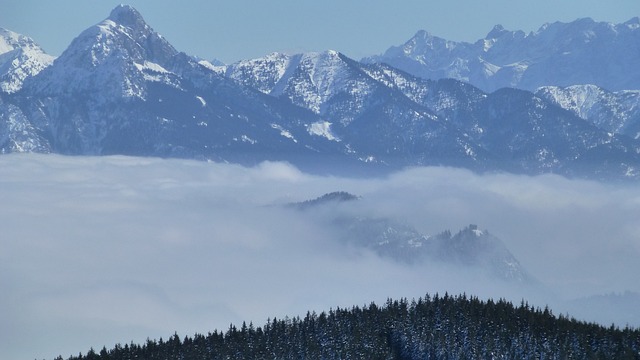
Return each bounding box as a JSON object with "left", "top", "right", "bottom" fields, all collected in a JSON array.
[{"left": 2, "top": 154, "right": 640, "bottom": 359}]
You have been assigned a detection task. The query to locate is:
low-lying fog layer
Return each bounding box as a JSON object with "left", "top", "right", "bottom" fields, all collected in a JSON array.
[{"left": 1, "top": 154, "right": 639, "bottom": 360}]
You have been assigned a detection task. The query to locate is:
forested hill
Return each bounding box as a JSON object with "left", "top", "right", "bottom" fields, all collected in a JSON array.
[{"left": 57, "top": 294, "right": 639, "bottom": 360}]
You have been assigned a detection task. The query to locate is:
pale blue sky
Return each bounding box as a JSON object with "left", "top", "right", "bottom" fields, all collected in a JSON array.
[{"left": 1, "top": 0, "right": 639, "bottom": 63}]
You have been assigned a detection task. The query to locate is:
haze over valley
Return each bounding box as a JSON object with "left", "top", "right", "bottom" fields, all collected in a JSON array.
[{"left": 2, "top": 154, "right": 640, "bottom": 359}]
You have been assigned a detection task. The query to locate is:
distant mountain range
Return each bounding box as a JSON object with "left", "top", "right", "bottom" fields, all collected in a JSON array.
[
  {"left": 365, "top": 17, "right": 640, "bottom": 92},
  {"left": 2, "top": 5, "right": 640, "bottom": 180}
]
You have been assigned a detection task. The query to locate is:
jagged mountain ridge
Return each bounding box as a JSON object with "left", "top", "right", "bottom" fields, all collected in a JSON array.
[
  {"left": 3, "top": 5, "right": 348, "bottom": 167},
  {"left": 536, "top": 84, "right": 640, "bottom": 140},
  {"left": 0, "top": 27, "right": 54, "bottom": 93},
  {"left": 225, "top": 50, "right": 640, "bottom": 178},
  {"left": 2, "top": 6, "right": 640, "bottom": 179},
  {"left": 290, "top": 192, "right": 531, "bottom": 283},
  {"left": 365, "top": 17, "right": 640, "bottom": 93}
]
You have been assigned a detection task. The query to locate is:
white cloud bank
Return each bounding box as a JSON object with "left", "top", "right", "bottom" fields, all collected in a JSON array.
[{"left": 1, "top": 154, "right": 639, "bottom": 359}]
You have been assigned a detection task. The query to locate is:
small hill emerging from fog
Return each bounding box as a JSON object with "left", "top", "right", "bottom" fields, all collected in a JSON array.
[
  {"left": 290, "top": 192, "right": 532, "bottom": 283},
  {"left": 289, "top": 191, "right": 360, "bottom": 210}
]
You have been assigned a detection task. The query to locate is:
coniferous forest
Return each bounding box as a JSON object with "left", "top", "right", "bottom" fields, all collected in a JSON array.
[{"left": 57, "top": 293, "right": 640, "bottom": 360}]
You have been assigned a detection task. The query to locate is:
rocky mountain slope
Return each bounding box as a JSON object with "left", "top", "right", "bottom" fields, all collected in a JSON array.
[
  {"left": 2, "top": 6, "right": 640, "bottom": 179},
  {"left": 365, "top": 17, "right": 640, "bottom": 93},
  {"left": 0, "top": 27, "right": 54, "bottom": 94},
  {"left": 536, "top": 84, "right": 640, "bottom": 139},
  {"left": 225, "top": 50, "right": 640, "bottom": 178},
  {"left": 3, "top": 6, "right": 346, "bottom": 168},
  {"left": 290, "top": 192, "right": 532, "bottom": 283}
]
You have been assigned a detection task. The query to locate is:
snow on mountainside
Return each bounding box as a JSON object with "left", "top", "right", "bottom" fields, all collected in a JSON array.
[
  {"left": 227, "top": 50, "right": 376, "bottom": 120},
  {"left": 226, "top": 50, "right": 640, "bottom": 179},
  {"left": 0, "top": 94, "right": 49, "bottom": 153},
  {"left": 3, "top": 5, "right": 640, "bottom": 179},
  {"left": 536, "top": 85, "right": 640, "bottom": 139},
  {"left": 8, "top": 5, "right": 346, "bottom": 163},
  {"left": 366, "top": 17, "right": 640, "bottom": 93},
  {"left": 226, "top": 52, "right": 293, "bottom": 95},
  {"left": 227, "top": 50, "right": 489, "bottom": 168},
  {"left": 0, "top": 28, "right": 54, "bottom": 93},
  {"left": 22, "top": 4, "right": 179, "bottom": 99}
]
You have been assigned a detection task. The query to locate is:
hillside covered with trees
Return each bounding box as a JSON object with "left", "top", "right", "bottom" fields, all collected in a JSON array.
[{"left": 56, "top": 293, "right": 639, "bottom": 360}]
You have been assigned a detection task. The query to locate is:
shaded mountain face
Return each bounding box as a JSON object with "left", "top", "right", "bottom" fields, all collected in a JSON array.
[
  {"left": 341, "top": 220, "right": 532, "bottom": 284},
  {"left": 2, "top": 6, "right": 640, "bottom": 180},
  {"left": 225, "top": 51, "right": 640, "bottom": 179},
  {"left": 5, "top": 5, "right": 348, "bottom": 167},
  {"left": 290, "top": 192, "right": 532, "bottom": 283},
  {"left": 0, "top": 93, "right": 50, "bottom": 153},
  {"left": 365, "top": 17, "right": 640, "bottom": 93},
  {"left": 536, "top": 85, "right": 640, "bottom": 140}
]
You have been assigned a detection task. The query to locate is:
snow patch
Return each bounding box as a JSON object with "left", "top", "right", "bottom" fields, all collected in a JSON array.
[
  {"left": 240, "top": 135, "right": 257, "bottom": 144},
  {"left": 198, "top": 59, "right": 226, "bottom": 74},
  {"left": 134, "top": 61, "right": 169, "bottom": 74},
  {"left": 307, "top": 121, "right": 339, "bottom": 141},
  {"left": 271, "top": 124, "right": 297, "bottom": 142},
  {"left": 480, "top": 60, "right": 500, "bottom": 77}
]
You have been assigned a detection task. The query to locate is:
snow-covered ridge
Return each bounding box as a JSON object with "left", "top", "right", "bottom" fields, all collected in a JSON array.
[
  {"left": 226, "top": 50, "right": 356, "bottom": 113},
  {"left": 537, "top": 84, "right": 640, "bottom": 137},
  {"left": 366, "top": 17, "right": 640, "bottom": 92},
  {"left": 18, "top": 3, "right": 179, "bottom": 98},
  {"left": 226, "top": 52, "right": 293, "bottom": 94},
  {"left": 307, "top": 121, "right": 339, "bottom": 141},
  {"left": 0, "top": 28, "right": 29, "bottom": 55},
  {"left": 198, "top": 59, "right": 226, "bottom": 75},
  {"left": 0, "top": 28, "right": 55, "bottom": 93},
  {"left": 3, "top": 5, "right": 640, "bottom": 181}
]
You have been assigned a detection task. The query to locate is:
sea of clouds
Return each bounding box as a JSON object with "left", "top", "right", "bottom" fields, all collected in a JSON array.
[{"left": 1, "top": 154, "right": 639, "bottom": 359}]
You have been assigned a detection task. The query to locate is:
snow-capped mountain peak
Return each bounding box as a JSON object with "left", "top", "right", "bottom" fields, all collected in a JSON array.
[
  {"left": 295, "top": 50, "right": 350, "bottom": 96},
  {"left": 536, "top": 84, "right": 640, "bottom": 137},
  {"left": 85, "top": 4, "right": 176, "bottom": 66},
  {"left": 485, "top": 24, "right": 509, "bottom": 39},
  {"left": 226, "top": 52, "right": 293, "bottom": 94},
  {"left": 227, "top": 49, "right": 363, "bottom": 114},
  {"left": 624, "top": 16, "right": 640, "bottom": 29},
  {"left": 0, "top": 28, "right": 30, "bottom": 55},
  {"left": 0, "top": 28, "right": 55, "bottom": 93},
  {"left": 4, "top": 7, "right": 640, "bottom": 180},
  {"left": 367, "top": 17, "right": 640, "bottom": 92},
  {"left": 108, "top": 4, "right": 147, "bottom": 29},
  {"left": 21, "top": 4, "right": 178, "bottom": 97}
]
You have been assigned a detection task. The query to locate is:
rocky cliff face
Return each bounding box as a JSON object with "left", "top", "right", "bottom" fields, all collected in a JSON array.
[{"left": 366, "top": 17, "right": 640, "bottom": 93}]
